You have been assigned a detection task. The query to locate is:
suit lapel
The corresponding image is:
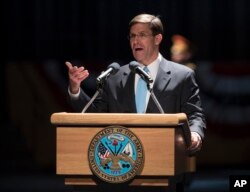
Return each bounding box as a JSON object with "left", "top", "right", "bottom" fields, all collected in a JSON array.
[
  {"left": 154, "top": 60, "right": 171, "bottom": 93},
  {"left": 120, "top": 69, "right": 137, "bottom": 113},
  {"left": 146, "top": 59, "right": 171, "bottom": 113}
]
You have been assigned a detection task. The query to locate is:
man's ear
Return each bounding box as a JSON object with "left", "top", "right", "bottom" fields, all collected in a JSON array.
[{"left": 155, "top": 34, "right": 163, "bottom": 45}]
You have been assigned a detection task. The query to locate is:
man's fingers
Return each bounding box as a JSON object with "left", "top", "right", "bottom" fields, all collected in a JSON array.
[
  {"left": 65, "top": 61, "right": 73, "bottom": 69},
  {"left": 65, "top": 61, "right": 89, "bottom": 84},
  {"left": 188, "top": 139, "right": 202, "bottom": 152},
  {"left": 66, "top": 61, "right": 85, "bottom": 72}
]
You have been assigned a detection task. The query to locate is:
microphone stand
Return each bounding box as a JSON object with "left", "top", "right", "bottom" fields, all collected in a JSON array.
[
  {"left": 81, "top": 81, "right": 103, "bottom": 113},
  {"left": 147, "top": 83, "right": 164, "bottom": 114}
]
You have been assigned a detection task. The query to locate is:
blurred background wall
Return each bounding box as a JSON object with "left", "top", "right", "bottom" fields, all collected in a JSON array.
[{"left": 2, "top": 0, "right": 250, "bottom": 191}]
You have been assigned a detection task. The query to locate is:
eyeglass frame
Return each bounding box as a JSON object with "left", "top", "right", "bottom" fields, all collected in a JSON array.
[{"left": 127, "top": 32, "right": 154, "bottom": 41}]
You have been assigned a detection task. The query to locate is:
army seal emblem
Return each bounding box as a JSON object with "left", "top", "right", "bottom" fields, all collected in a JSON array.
[{"left": 88, "top": 126, "right": 144, "bottom": 183}]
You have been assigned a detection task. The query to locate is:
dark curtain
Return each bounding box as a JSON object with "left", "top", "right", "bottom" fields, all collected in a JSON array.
[{"left": 4, "top": 0, "right": 250, "bottom": 63}]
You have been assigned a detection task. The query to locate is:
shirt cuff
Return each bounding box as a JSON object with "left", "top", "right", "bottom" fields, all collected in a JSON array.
[{"left": 68, "top": 86, "right": 80, "bottom": 99}]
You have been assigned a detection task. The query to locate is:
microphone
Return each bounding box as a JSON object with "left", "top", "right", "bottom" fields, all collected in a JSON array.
[
  {"left": 97, "top": 62, "right": 120, "bottom": 82},
  {"left": 82, "top": 62, "right": 120, "bottom": 113},
  {"left": 129, "top": 61, "right": 164, "bottom": 114},
  {"left": 129, "top": 61, "right": 153, "bottom": 83}
]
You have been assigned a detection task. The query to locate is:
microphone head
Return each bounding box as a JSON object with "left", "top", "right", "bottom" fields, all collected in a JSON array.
[
  {"left": 129, "top": 61, "right": 139, "bottom": 73},
  {"left": 108, "top": 62, "right": 120, "bottom": 74}
]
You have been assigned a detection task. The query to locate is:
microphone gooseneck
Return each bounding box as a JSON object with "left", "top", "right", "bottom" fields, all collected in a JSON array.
[{"left": 149, "top": 90, "right": 164, "bottom": 114}]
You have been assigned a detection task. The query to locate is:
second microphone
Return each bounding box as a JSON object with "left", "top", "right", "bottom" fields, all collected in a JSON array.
[{"left": 96, "top": 62, "right": 120, "bottom": 82}]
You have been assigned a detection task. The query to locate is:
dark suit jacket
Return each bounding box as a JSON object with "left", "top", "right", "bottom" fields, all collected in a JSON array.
[{"left": 70, "top": 58, "right": 206, "bottom": 138}]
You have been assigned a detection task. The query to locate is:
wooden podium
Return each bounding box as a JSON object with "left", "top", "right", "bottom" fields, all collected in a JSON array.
[{"left": 50, "top": 112, "right": 191, "bottom": 190}]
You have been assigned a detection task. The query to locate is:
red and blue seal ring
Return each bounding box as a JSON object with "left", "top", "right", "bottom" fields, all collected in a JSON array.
[{"left": 88, "top": 125, "right": 144, "bottom": 183}]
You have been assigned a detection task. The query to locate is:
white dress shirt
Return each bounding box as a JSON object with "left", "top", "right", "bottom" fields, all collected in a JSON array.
[{"left": 134, "top": 54, "right": 162, "bottom": 111}]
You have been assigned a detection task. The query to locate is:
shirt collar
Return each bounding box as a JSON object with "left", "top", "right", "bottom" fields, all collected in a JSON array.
[{"left": 137, "top": 53, "right": 162, "bottom": 82}]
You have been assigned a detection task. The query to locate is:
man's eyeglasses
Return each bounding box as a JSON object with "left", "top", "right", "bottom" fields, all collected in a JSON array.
[{"left": 128, "top": 33, "right": 154, "bottom": 41}]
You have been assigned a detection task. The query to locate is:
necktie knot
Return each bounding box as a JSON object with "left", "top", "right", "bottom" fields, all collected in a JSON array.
[{"left": 143, "top": 66, "right": 149, "bottom": 72}]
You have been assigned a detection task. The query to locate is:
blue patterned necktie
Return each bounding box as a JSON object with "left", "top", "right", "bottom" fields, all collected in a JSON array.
[{"left": 136, "top": 67, "right": 149, "bottom": 113}]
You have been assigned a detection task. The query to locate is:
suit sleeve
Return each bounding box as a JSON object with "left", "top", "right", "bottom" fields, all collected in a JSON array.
[{"left": 181, "top": 70, "right": 206, "bottom": 139}]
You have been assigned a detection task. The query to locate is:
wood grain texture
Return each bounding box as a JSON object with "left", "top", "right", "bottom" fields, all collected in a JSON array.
[{"left": 52, "top": 113, "right": 191, "bottom": 186}]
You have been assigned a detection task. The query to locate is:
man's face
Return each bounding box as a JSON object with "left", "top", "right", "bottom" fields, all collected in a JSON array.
[{"left": 129, "top": 23, "right": 162, "bottom": 65}]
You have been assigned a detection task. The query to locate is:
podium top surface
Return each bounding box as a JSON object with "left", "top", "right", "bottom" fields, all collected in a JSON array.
[{"left": 51, "top": 112, "right": 188, "bottom": 127}]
